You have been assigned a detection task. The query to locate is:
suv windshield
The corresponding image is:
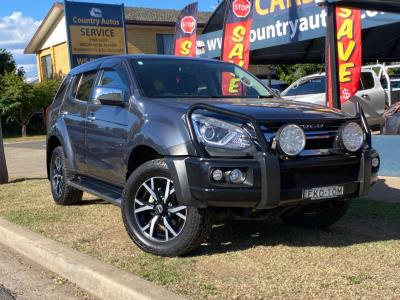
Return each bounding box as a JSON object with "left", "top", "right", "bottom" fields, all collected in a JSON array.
[{"left": 131, "top": 58, "right": 272, "bottom": 99}]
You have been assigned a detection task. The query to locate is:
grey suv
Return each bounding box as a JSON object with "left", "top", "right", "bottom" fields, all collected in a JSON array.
[{"left": 46, "top": 55, "right": 379, "bottom": 256}]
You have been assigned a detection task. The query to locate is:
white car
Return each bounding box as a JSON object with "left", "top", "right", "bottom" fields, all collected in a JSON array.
[{"left": 281, "top": 70, "right": 386, "bottom": 128}]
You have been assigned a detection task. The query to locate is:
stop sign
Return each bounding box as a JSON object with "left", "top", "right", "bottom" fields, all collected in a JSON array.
[
  {"left": 180, "top": 16, "right": 196, "bottom": 34},
  {"left": 232, "top": 0, "right": 251, "bottom": 18}
]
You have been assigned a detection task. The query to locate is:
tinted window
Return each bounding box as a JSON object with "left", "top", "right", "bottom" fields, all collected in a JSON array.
[
  {"left": 360, "top": 72, "right": 375, "bottom": 90},
  {"left": 75, "top": 71, "right": 97, "bottom": 101},
  {"left": 131, "top": 59, "right": 272, "bottom": 99},
  {"left": 284, "top": 77, "right": 326, "bottom": 96},
  {"left": 54, "top": 75, "right": 71, "bottom": 101}
]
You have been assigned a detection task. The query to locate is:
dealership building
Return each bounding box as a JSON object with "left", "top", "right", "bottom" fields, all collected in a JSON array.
[{"left": 25, "top": 3, "right": 211, "bottom": 82}]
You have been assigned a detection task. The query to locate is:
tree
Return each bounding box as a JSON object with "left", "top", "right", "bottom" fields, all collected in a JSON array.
[
  {"left": 276, "top": 64, "right": 324, "bottom": 85},
  {"left": 0, "top": 117, "right": 8, "bottom": 184},
  {"left": 0, "top": 73, "right": 60, "bottom": 137},
  {"left": 0, "top": 49, "right": 17, "bottom": 76}
]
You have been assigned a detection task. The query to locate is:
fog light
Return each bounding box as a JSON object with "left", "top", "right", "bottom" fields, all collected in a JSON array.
[
  {"left": 372, "top": 157, "right": 380, "bottom": 168},
  {"left": 229, "top": 169, "right": 246, "bottom": 184},
  {"left": 212, "top": 169, "right": 224, "bottom": 182}
]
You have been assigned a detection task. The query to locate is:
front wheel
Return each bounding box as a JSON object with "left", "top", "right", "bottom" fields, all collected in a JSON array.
[
  {"left": 281, "top": 200, "right": 350, "bottom": 229},
  {"left": 122, "top": 159, "right": 213, "bottom": 256}
]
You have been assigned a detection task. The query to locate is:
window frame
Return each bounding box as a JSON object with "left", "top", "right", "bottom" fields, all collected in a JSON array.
[{"left": 41, "top": 54, "right": 53, "bottom": 80}]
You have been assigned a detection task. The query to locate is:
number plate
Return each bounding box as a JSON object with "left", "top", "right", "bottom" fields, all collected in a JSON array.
[{"left": 303, "top": 186, "right": 344, "bottom": 200}]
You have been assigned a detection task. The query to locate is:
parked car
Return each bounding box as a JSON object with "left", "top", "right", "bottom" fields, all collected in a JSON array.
[
  {"left": 281, "top": 70, "right": 386, "bottom": 128},
  {"left": 260, "top": 79, "right": 289, "bottom": 92},
  {"left": 46, "top": 55, "right": 379, "bottom": 256},
  {"left": 382, "top": 102, "right": 400, "bottom": 134}
]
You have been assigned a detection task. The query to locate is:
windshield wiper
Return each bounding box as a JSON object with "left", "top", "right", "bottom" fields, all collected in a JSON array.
[{"left": 257, "top": 95, "right": 274, "bottom": 99}]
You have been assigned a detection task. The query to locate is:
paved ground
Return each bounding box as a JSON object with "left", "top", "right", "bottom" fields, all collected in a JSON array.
[
  {"left": 3, "top": 140, "right": 400, "bottom": 202},
  {"left": 0, "top": 243, "right": 96, "bottom": 300},
  {"left": 4, "top": 141, "right": 46, "bottom": 179}
]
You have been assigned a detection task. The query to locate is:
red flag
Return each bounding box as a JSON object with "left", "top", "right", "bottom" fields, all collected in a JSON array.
[
  {"left": 173, "top": 2, "right": 198, "bottom": 57},
  {"left": 221, "top": 0, "right": 254, "bottom": 96},
  {"left": 327, "top": 7, "right": 362, "bottom": 108}
]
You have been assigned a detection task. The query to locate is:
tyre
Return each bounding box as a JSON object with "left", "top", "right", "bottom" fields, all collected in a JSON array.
[
  {"left": 122, "top": 159, "right": 213, "bottom": 257},
  {"left": 281, "top": 200, "right": 350, "bottom": 229},
  {"left": 50, "top": 146, "right": 83, "bottom": 205}
]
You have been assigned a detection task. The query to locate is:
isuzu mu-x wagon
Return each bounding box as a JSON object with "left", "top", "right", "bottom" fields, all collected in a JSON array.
[{"left": 46, "top": 55, "right": 379, "bottom": 256}]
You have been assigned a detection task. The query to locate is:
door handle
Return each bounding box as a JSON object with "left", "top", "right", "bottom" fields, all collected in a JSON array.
[
  {"left": 87, "top": 116, "right": 96, "bottom": 122},
  {"left": 361, "top": 94, "right": 369, "bottom": 98}
]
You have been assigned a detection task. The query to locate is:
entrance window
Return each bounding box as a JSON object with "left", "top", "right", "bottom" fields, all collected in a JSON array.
[
  {"left": 156, "top": 34, "right": 174, "bottom": 55},
  {"left": 41, "top": 55, "right": 53, "bottom": 80}
]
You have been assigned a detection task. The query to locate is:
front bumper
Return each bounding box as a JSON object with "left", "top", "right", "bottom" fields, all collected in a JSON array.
[{"left": 165, "top": 149, "right": 379, "bottom": 209}]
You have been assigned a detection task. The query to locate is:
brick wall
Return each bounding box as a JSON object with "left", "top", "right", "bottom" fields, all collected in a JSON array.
[{"left": 36, "top": 42, "right": 70, "bottom": 82}]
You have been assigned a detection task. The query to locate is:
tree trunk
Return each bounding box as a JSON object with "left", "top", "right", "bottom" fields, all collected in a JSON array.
[
  {"left": 21, "top": 124, "right": 27, "bottom": 138},
  {"left": 0, "top": 118, "right": 9, "bottom": 184}
]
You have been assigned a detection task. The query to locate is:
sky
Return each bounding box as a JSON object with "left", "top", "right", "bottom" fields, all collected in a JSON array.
[{"left": 0, "top": 0, "right": 219, "bottom": 80}]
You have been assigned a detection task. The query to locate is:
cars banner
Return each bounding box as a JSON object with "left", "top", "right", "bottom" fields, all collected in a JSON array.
[
  {"left": 327, "top": 7, "right": 362, "bottom": 107},
  {"left": 64, "top": 0, "right": 128, "bottom": 68},
  {"left": 221, "top": 0, "right": 254, "bottom": 96},
  {"left": 173, "top": 2, "right": 198, "bottom": 57}
]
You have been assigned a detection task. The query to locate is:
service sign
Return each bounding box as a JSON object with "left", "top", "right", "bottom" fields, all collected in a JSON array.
[
  {"left": 198, "top": 0, "right": 400, "bottom": 59},
  {"left": 64, "top": 0, "right": 128, "bottom": 68}
]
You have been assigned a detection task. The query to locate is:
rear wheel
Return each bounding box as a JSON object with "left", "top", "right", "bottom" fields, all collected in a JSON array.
[
  {"left": 281, "top": 200, "right": 350, "bottom": 229},
  {"left": 50, "top": 146, "right": 83, "bottom": 205},
  {"left": 122, "top": 159, "right": 213, "bottom": 256}
]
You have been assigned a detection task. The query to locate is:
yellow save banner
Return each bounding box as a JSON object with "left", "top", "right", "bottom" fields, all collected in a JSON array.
[{"left": 69, "top": 26, "right": 126, "bottom": 55}]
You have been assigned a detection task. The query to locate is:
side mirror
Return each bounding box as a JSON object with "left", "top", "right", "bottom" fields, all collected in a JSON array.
[
  {"left": 93, "top": 87, "right": 124, "bottom": 106},
  {"left": 271, "top": 88, "right": 281, "bottom": 98}
]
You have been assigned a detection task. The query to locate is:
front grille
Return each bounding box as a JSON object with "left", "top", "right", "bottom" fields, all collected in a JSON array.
[{"left": 261, "top": 120, "right": 346, "bottom": 157}]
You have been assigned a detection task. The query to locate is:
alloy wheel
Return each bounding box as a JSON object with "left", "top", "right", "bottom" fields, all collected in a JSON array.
[
  {"left": 134, "top": 177, "right": 187, "bottom": 242},
  {"left": 52, "top": 155, "right": 63, "bottom": 198}
]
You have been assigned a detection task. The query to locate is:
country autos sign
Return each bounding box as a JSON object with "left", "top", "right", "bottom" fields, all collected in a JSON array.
[
  {"left": 64, "top": 0, "right": 128, "bottom": 68},
  {"left": 198, "top": 0, "right": 400, "bottom": 59}
]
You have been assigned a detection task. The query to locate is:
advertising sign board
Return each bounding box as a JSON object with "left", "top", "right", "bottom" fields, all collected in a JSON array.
[
  {"left": 64, "top": 0, "right": 128, "bottom": 68},
  {"left": 198, "top": 0, "right": 400, "bottom": 59}
]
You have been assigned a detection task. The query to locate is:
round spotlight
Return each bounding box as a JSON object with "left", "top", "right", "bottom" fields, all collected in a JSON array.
[
  {"left": 372, "top": 157, "right": 380, "bottom": 168},
  {"left": 229, "top": 169, "right": 246, "bottom": 184},
  {"left": 341, "top": 122, "right": 365, "bottom": 152},
  {"left": 277, "top": 124, "right": 306, "bottom": 157},
  {"left": 212, "top": 169, "right": 224, "bottom": 182}
]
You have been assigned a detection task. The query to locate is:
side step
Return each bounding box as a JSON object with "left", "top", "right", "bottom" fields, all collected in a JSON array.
[{"left": 67, "top": 177, "right": 123, "bottom": 207}]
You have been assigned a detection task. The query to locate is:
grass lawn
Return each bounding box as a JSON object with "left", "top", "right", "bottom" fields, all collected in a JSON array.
[
  {"left": 0, "top": 179, "right": 400, "bottom": 299},
  {"left": 3, "top": 135, "right": 46, "bottom": 143}
]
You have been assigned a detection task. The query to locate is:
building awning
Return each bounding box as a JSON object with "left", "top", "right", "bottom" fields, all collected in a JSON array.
[{"left": 198, "top": 0, "right": 400, "bottom": 64}]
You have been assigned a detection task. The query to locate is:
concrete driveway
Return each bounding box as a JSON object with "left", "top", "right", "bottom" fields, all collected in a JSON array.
[{"left": 4, "top": 141, "right": 46, "bottom": 179}]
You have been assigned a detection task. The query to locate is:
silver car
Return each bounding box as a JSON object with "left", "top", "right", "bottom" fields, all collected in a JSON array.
[{"left": 281, "top": 70, "right": 386, "bottom": 128}]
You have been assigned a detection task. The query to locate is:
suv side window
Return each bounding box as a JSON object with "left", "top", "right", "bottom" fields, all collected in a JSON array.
[
  {"left": 98, "top": 68, "right": 129, "bottom": 100},
  {"left": 360, "top": 72, "right": 375, "bottom": 90},
  {"left": 74, "top": 71, "right": 97, "bottom": 101}
]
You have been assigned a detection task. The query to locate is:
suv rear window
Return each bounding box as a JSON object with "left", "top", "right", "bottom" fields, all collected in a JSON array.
[
  {"left": 360, "top": 72, "right": 375, "bottom": 90},
  {"left": 74, "top": 71, "right": 97, "bottom": 101}
]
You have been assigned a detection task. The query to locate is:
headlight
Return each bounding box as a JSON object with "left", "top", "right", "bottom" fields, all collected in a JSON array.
[
  {"left": 192, "top": 114, "right": 255, "bottom": 154},
  {"left": 341, "top": 122, "right": 365, "bottom": 152},
  {"left": 277, "top": 124, "right": 306, "bottom": 156}
]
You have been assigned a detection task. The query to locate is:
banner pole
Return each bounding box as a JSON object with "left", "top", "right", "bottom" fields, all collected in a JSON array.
[{"left": 326, "top": 3, "right": 341, "bottom": 110}]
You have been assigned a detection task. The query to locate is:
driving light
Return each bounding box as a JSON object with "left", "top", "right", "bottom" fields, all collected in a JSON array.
[
  {"left": 341, "top": 122, "right": 365, "bottom": 152},
  {"left": 212, "top": 169, "right": 224, "bottom": 182},
  {"left": 192, "top": 114, "right": 255, "bottom": 153},
  {"left": 229, "top": 169, "right": 246, "bottom": 184},
  {"left": 277, "top": 124, "right": 306, "bottom": 156}
]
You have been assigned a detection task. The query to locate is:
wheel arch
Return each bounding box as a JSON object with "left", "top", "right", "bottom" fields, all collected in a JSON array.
[
  {"left": 126, "top": 145, "right": 163, "bottom": 180},
  {"left": 46, "top": 135, "right": 62, "bottom": 180}
]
